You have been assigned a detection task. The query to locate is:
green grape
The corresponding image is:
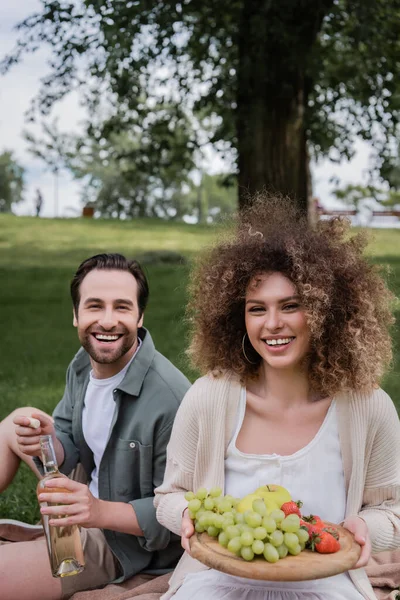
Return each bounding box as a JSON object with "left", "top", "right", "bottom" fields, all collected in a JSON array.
[
  {"left": 276, "top": 543, "right": 289, "bottom": 559},
  {"left": 240, "top": 531, "right": 254, "bottom": 547},
  {"left": 222, "top": 514, "right": 235, "bottom": 528},
  {"left": 219, "top": 499, "right": 233, "bottom": 513},
  {"left": 252, "top": 540, "right": 265, "bottom": 555},
  {"left": 252, "top": 498, "right": 267, "bottom": 516},
  {"left": 184, "top": 491, "right": 195, "bottom": 501},
  {"left": 283, "top": 532, "right": 300, "bottom": 550},
  {"left": 240, "top": 546, "right": 255, "bottom": 561},
  {"left": 188, "top": 510, "right": 197, "bottom": 520},
  {"left": 286, "top": 514, "right": 301, "bottom": 523},
  {"left": 225, "top": 525, "right": 241, "bottom": 540},
  {"left": 234, "top": 512, "right": 245, "bottom": 525},
  {"left": 204, "top": 497, "right": 215, "bottom": 510},
  {"left": 209, "top": 487, "right": 222, "bottom": 498},
  {"left": 288, "top": 543, "right": 302, "bottom": 556},
  {"left": 218, "top": 531, "right": 229, "bottom": 547},
  {"left": 281, "top": 515, "right": 300, "bottom": 533},
  {"left": 269, "top": 529, "right": 284, "bottom": 547},
  {"left": 213, "top": 514, "right": 224, "bottom": 529},
  {"left": 198, "top": 514, "right": 209, "bottom": 528},
  {"left": 244, "top": 511, "right": 262, "bottom": 528},
  {"left": 261, "top": 516, "right": 277, "bottom": 533},
  {"left": 213, "top": 497, "right": 222, "bottom": 509},
  {"left": 195, "top": 521, "right": 205, "bottom": 533},
  {"left": 299, "top": 541, "right": 306, "bottom": 551},
  {"left": 195, "top": 488, "right": 208, "bottom": 500},
  {"left": 263, "top": 543, "right": 280, "bottom": 563},
  {"left": 231, "top": 498, "right": 240, "bottom": 508},
  {"left": 253, "top": 526, "right": 267, "bottom": 540},
  {"left": 270, "top": 509, "right": 285, "bottom": 524},
  {"left": 207, "top": 525, "right": 219, "bottom": 537},
  {"left": 227, "top": 536, "right": 242, "bottom": 554},
  {"left": 297, "top": 528, "right": 309, "bottom": 544},
  {"left": 188, "top": 499, "right": 202, "bottom": 514}
]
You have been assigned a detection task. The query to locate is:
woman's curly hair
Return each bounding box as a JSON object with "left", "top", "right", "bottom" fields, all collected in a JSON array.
[{"left": 187, "top": 193, "right": 395, "bottom": 396}]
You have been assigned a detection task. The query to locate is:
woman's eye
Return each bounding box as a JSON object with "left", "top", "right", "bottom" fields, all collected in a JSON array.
[
  {"left": 283, "top": 304, "right": 299, "bottom": 311},
  {"left": 248, "top": 306, "right": 264, "bottom": 312}
]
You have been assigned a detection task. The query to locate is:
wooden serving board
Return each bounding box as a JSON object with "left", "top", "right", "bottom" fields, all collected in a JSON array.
[{"left": 190, "top": 522, "right": 361, "bottom": 581}]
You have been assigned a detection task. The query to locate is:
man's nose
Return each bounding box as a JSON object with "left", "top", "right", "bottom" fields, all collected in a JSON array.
[{"left": 98, "top": 309, "right": 117, "bottom": 329}]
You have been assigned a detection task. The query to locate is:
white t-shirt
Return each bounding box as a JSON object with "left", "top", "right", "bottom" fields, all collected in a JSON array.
[{"left": 81, "top": 339, "right": 141, "bottom": 498}]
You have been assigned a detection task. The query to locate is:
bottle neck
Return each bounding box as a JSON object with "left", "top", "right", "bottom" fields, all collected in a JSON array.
[{"left": 39, "top": 435, "right": 59, "bottom": 476}]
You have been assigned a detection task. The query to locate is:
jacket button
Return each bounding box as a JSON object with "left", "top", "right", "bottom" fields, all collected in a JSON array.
[{"left": 129, "top": 442, "right": 136, "bottom": 449}]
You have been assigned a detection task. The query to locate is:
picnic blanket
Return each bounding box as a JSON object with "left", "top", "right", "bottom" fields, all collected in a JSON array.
[{"left": 1, "top": 520, "right": 400, "bottom": 600}]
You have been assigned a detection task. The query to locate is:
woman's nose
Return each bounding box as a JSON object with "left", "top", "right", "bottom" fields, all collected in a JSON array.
[{"left": 265, "top": 309, "right": 283, "bottom": 331}]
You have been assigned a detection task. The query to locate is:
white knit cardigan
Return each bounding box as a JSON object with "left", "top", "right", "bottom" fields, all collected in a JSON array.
[{"left": 154, "top": 374, "right": 400, "bottom": 599}]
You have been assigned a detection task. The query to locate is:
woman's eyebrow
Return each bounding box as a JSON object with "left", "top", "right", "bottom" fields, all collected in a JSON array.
[{"left": 245, "top": 295, "right": 300, "bottom": 304}]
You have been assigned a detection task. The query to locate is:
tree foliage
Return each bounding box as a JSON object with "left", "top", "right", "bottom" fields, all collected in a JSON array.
[
  {"left": 0, "top": 151, "right": 25, "bottom": 213},
  {"left": 2, "top": 0, "right": 400, "bottom": 210}
]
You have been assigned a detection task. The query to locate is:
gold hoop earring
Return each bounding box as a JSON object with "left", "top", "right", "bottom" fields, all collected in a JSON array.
[{"left": 242, "top": 333, "right": 258, "bottom": 365}]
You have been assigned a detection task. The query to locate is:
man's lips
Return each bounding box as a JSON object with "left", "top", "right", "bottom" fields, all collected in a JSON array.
[{"left": 91, "top": 333, "right": 123, "bottom": 343}]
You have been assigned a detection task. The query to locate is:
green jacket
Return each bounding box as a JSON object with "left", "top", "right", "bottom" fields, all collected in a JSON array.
[{"left": 49, "top": 328, "right": 190, "bottom": 581}]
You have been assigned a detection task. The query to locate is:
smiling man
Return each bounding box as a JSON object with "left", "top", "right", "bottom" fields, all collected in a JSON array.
[{"left": 0, "top": 253, "right": 190, "bottom": 600}]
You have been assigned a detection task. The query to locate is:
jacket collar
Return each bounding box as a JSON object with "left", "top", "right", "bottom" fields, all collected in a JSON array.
[
  {"left": 71, "top": 327, "right": 155, "bottom": 397},
  {"left": 117, "top": 327, "right": 155, "bottom": 397}
]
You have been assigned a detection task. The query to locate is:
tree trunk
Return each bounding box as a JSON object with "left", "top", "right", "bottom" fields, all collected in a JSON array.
[{"left": 237, "top": 0, "right": 334, "bottom": 213}]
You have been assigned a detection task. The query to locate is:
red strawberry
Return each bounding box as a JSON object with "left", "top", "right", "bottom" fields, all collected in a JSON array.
[
  {"left": 302, "top": 514, "right": 325, "bottom": 530},
  {"left": 281, "top": 500, "right": 303, "bottom": 517},
  {"left": 311, "top": 530, "right": 341, "bottom": 553},
  {"left": 300, "top": 519, "right": 319, "bottom": 537}
]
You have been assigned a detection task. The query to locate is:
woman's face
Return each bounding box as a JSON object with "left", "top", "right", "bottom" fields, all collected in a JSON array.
[{"left": 245, "top": 272, "right": 311, "bottom": 372}]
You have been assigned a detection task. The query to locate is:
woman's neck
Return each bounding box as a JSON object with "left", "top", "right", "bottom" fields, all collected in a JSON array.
[{"left": 250, "top": 363, "right": 314, "bottom": 408}]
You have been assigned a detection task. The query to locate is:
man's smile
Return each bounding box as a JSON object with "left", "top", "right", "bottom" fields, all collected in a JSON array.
[{"left": 92, "top": 333, "right": 123, "bottom": 343}]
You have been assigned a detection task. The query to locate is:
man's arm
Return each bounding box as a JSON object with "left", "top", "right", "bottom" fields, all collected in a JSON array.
[
  {"left": 37, "top": 420, "right": 174, "bottom": 544},
  {"left": 37, "top": 477, "right": 144, "bottom": 534}
]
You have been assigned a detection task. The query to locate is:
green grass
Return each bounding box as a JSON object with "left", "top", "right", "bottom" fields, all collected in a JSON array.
[{"left": 0, "top": 214, "right": 399, "bottom": 523}]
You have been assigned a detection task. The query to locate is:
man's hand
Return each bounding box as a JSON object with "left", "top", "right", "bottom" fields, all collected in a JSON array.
[
  {"left": 38, "top": 478, "right": 102, "bottom": 528},
  {"left": 343, "top": 515, "right": 371, "bottom": 568},
  {"left": 13, "top": 412, "right": 60, "bottom": 459},
  {"left": 181, "top": 507, "right": 195, "bottom": 554}
]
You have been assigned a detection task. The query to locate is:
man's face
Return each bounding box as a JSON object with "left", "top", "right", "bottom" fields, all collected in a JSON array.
[{"left": 73, "top": 269, "right": 144, "bottom": 378}]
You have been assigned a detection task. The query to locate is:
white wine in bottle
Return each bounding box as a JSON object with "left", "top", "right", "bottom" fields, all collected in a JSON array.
[{"left": 37, "top": 435, "right": 85, "bottom": 578}]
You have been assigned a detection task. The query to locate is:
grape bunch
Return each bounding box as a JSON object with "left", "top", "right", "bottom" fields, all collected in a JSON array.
[{"left": 185, "top": 487, "right": 310, "bottom": 563}]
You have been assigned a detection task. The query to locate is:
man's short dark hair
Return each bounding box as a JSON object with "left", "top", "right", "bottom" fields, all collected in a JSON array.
[{"left": 71, "top": 253, "right": 149, "bottom": 317}]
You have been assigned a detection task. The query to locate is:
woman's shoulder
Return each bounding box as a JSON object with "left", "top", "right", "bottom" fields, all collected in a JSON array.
[
  {"left": 342, "top": 386, "right": 398, "bottom": 423},
  {"left": 179, "top": 371, "right": 242, "bottom": 414}
]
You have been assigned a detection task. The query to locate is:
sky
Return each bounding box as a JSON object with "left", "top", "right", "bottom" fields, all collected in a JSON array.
[{"left": 0, "top": 1, "right": 382, "bottom": 219}]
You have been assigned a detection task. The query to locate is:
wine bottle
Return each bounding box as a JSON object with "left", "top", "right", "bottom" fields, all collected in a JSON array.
[{"left": 37, "top": 435, "right": 85, "bottom": 578}]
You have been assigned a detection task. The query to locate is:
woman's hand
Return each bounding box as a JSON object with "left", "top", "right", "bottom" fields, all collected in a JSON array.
[
  {"left": 181, "top": 507, "right": 195, "bottom": 554},
  {"left": 343, "top": 515, "right": 371, "bottom": 568}
]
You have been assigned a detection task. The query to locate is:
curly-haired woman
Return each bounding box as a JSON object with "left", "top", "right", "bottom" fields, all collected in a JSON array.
[{"left": 154, "top": 194, "right": 400, "bottom": 600}]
